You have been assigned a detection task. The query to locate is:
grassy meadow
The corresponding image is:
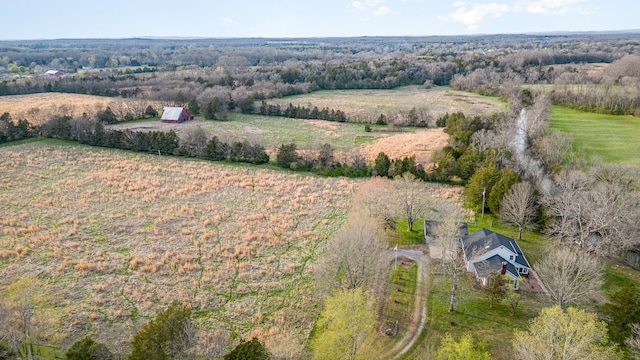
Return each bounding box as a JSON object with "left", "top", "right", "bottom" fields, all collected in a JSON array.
[
  {"left": 0, "top": 140, "right": 357, "bottom": 357},
  {"left": 0, "top": 93, "right": 162, "bottom": 126},
  {"left": 550, "top": 106, "right": 640, "bottom": 165},
  {"left": 268, "top": 86, "right": 505, "bottom": 121},
  {"left": 110, "top": 114, "right": 451, "bottom": 166}
]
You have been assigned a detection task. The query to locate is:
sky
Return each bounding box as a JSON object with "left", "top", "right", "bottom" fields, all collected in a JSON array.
[{"left": 1, "top": 0, "right": 638, "bottom": 40}]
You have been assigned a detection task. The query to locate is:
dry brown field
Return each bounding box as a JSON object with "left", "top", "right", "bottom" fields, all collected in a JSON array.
[
  {"left": 0, "top": 142, "right": 356, "bottom": 357},
  {"left": 267, "top": 85, "right": 505, "bottom": 121},
  {"left": 360, "top": 128, "right": 449, "bottom": 167},
  {"left": 0, "top": 93, "right": 162, "bottom": 125}
]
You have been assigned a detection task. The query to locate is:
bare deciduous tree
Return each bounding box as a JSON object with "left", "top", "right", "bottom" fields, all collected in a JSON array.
[
  {"left": 470, "top": 128, "right": 498, "bottom": 151},
  {"left": 625, "top": 324, "right": 640, "bottom": 355},
  {"left": 536, "top": 246, "right": 604, "bottom": 309},
  {"left": 523, "top": 93, "right": 550, "bottom": 143},
  {"left": 351, "top": 177, "right": 395, "bottom": 229},
  {"left": 499, "top": 182, "right": 538, "bottom": 241},
  {"left": 432, "top": 202, "right": 466, "bottom": 313},
  {"left": 1, "top": 277, "right": 58, "bottom": 360},
  {"left": 394, "top": 172, "right": 431, "bottom": 232},
  {"left": 543, "top": 166, "right": 640, "bottom": 256},
  {"left": 316, "top": 210, "right": 387, "bottom": 293},
  {"left": 178, "top": 126, "right": 208, "bottom": 157},
  {"left": 0, "top": 299, "right": 20, "bottom": 358},
  {"left": 532, "top": 130, "right": 573, "bottom": 171}
]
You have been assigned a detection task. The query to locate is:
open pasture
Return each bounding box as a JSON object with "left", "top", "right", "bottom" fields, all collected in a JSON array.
[
  {"left": 0, "top": 141, "right": 356, "bottom": 357},
  {"left": 267, "top": 85, "right": 505, "bottom": 121},
  {"left": 550, "top": 106, "right": 640, "bottom": 165},
  {"left": 110, "top": 114, "right": 450, "bottom": 167},
  {"left": 0, "top": 93, "right": 162, "bottom": 125}
]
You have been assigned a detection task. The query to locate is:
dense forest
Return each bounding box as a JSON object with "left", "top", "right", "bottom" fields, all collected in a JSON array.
[{"left": 2, "top": 33, "right": 640, "bottom": 116}]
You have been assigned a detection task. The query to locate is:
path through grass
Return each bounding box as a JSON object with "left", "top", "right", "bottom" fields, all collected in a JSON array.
[{"left": 379, "top": 260, "right": 418, "bottom": 346}]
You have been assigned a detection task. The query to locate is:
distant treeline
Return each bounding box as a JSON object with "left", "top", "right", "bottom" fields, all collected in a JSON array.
[{"left": 3, "top": 34, "right": 640, "bottom": 118}]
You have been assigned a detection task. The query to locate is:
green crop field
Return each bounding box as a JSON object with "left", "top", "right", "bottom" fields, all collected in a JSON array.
[{"left": 550, "top": 106, "right": 640, "bottom": 165}]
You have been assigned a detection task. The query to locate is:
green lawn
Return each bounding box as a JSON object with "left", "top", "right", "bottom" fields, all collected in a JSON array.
[
  {"left": 377, "top": 261, "right": 419, "bottom": 350},
  {"left": 550, "top": 106, "right": 640, "bottom": 165},
  {"left": 393, "top": 219, "right": 425, "bottom": 246},
  {"left": 419, "top": 272, "right": 548, "bottom": 360},
  {"left": 603, "top": 261, "right": 640, "bottom": 297}
]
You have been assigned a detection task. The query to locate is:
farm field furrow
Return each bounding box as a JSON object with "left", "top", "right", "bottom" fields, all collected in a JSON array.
[{"left": 0, "top": 141, "right": 356, "bottom": 357}]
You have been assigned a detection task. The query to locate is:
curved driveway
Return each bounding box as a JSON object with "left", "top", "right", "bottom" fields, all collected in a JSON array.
[{"left": 383, "top": 247, "right": 430, "bottom": 359}]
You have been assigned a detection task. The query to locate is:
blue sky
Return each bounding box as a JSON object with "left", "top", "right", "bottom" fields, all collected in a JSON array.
[{"left": 1, "top": 0, "right": 638, "bottom": 39}]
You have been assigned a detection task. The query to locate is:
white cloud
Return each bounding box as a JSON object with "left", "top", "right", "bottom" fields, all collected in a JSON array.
[
  {"left": 514, "top": 0, "right": 593, "bottom": 15},
  {"left": 221, "top": 17, "right": 233, "bottom": 24},
  {"left": 441, "top": 2, "right": 510, "bottom": 30},
  {"left": 375, "top": 5, "right": 391, "bottom": 15},
  {"left": 350, "top": 1, "right": 364, "bottom": 10},
  {"left": 350, "top": 0, "right": 392, "bottom": 16}
]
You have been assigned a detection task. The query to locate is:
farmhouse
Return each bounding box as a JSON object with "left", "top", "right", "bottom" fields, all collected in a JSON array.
[
  {"left": 161, "top": 107, "right": 191, "bottom": 123},
  {"left": 460, "top": 228, "right": 530, "bottom": 290},
  {"left": 45, "top": 70, "right": 64, "bottom": 77}
]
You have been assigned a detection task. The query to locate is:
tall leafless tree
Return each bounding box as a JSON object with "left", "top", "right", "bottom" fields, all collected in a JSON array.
[
  {"left": 394, "top": 172, "right": 431, "bottom": 232},
  {"left": 499, "top": 182, "right": 538, "bottom": 241},
  {"left": 625, "top": 324, "right": 640, "bottom": 355},
  {"left": 532, "top": 130, "right": 574, "bottom": 171},
  {"left": 178, "top": 126, "right": 209, "bottom": 157},
  {"left": 431, "top": 202, "right": 466, "bottom": 313},
  {"left": 536, "top": 246, "right": 604, "bottom": 309},
  {"left": 316, "top": 210, "right": 387, "bottom": 294},
  {"left": 543, "top": 166, "right": 640, "bottom": 256},
  {"left": 523, "top": 93, "right": 550, "bottom": 144}
]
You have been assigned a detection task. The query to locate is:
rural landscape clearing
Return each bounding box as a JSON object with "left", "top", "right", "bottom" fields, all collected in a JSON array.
[{"left": 1, "top": 11, "right": 640, "bottom": 360}]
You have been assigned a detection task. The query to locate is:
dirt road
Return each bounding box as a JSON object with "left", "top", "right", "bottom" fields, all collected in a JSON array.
[{"left": 383, "top": 247, "right": 430, "bottom": 359}]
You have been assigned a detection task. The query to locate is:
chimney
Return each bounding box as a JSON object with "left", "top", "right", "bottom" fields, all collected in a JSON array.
[{"left": 501, "top": 262, "right": 507, "bottom": 275}]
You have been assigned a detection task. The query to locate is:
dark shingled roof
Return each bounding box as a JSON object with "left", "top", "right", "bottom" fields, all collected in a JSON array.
[
  {"left": 462, "top": 228, "right": 530, "bottom": 269},
  {"left": 423, "top": 220, "right": 468, "bottom": 240},
  {"left": 474, "top": 254, "right": 519, "bottom": 279}
]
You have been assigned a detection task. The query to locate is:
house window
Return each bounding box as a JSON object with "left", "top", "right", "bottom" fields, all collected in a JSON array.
[{"left": 509, "top": 255, "right": 514, "bottom": 261}]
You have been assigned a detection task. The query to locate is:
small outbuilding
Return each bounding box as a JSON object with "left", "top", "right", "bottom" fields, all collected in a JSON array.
[
  {"left": 161, "top": 107, "right": 191, "bottom": 123},
  {"left": 423, "top": 220, "right": 468, "bottom": 243},
  {"left": 45, "top": 70, "right": 64, "bottom": 77}
]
